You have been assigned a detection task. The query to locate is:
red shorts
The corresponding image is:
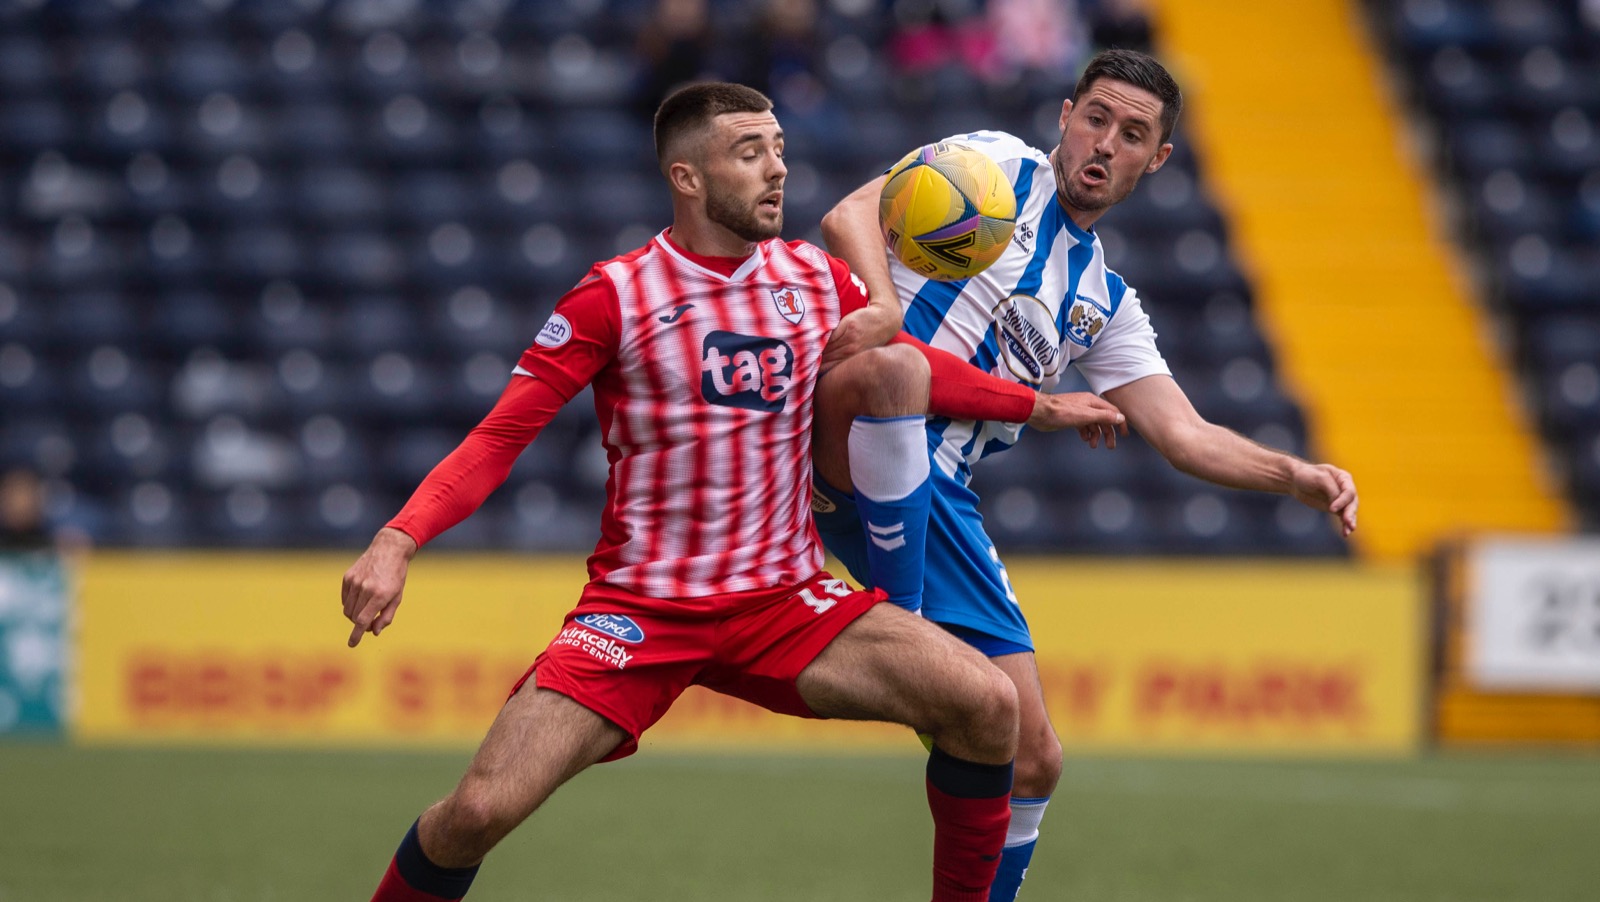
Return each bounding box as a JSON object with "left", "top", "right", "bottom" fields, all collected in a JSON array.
[{"left": 512, "top": 570, "right": 883, "bottom": 760}]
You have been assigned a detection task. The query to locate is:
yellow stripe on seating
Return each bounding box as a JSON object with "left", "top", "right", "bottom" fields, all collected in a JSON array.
[{"left": 1144, "top": 0, "right": 1571, "bottom": 559}]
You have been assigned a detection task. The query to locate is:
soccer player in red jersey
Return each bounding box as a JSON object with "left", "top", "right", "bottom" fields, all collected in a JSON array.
[{"left": 340, "top": 83, "right": 1123, "bottom": 902}]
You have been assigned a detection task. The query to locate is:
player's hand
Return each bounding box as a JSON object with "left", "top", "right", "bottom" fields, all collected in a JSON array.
[
  {"left": 341, "top": 527, "right": 418, "bottom": 648},
  {"left": 1027, "top": 392, "right": 1128, "bottom": 449},
  {"left": 1289, "top": 462, "right": 1359, "bottom": 537},
  {"left": 820, "top": 304, "right": 901, "bottom": 372}
]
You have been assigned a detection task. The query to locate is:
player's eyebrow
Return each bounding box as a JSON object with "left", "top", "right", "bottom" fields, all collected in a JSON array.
[
  {"left": 1086, "top": 98, "right": 1154, "bottom": 132},
  {"left": 731, "top": 129, "right": 784, "bottom": 150}
]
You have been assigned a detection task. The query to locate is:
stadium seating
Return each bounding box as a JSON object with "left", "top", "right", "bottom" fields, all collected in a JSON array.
[
  {"left": 0, "top": 0, "right": 1336, "bottom": 554},
  {"left": 1367, "top": 0, "right": 1600, "bottom": 530}
]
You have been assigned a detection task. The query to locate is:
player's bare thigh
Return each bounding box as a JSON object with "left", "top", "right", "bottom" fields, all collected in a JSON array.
[
  {"left": 420, "top": 680, "right": 627, "bottom": 868},
  {"left": 989, "top": 651, "right": 1064, "bottom": 797},
  {"left": 794, "top": 603, "right": 1017, "bottom": 764}
]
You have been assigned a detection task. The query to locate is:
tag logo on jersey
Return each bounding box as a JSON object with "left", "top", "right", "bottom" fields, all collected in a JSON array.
[
  {"left": 576, "top": 612, "right": 645, "bottom": 644},
  {"left": 992, "top": 294, "right": 1062, "bottom": 385},
  {"left": 701, "top": 331, "right": 793, "bottom": 412},
  {"left": 771, "top": 287, "right": 805, "bottom": 324},
  {"left": 535, "top": 313, "right": 572, "bottom": 348},
  {"left": 1065, "top": 297, "right": 1108, "bottom": 349}
]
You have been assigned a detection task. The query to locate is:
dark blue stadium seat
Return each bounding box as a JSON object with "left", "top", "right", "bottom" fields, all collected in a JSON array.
[
  {"left": 52, "top": 290, "right": 144, "bottom": 350},
  {"left": 0, "top": 348, "right": 60, "bottom": 415},
  {"left": 148, "top": 289, "right": 239, "bottom": 357},
  {"left": 221, "top": 224, "right": 306, "bottom": 283},
  {"left": 1540, "top": 361, "right": 1600, "bottom": 438},
  {"left": 164, "top": 41, "right": 253, "bottom": 100},
  {"left": 1392, "top": 0, "right": 1494, "bottom": 54},
  {"left": 0, "top": 100, "right": 75, "bottom": 160},
  {"left": 295, "top": 166, "right": 388, "bottom": 227},
  {"left": 275, "top": 101, "right": 359, "bottom": 160},
  {"left": 74, "top": 36, "right": 151, "bottom": 98},
  {"left": 1416, "top": 46, "right": 1505, "bottom": 118}
]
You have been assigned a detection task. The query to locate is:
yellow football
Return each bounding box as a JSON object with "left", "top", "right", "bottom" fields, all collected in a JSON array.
[{"left": 879, "top": 142, "right": 1017, "bottom": 281}]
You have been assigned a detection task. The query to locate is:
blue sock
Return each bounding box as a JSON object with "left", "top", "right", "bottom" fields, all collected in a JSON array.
[
  {"left": 989, "top": 796, "right": 1050, "bottom": 902},
  {"left": 848, "top": 415, "right": 931, "bottom": 612}
]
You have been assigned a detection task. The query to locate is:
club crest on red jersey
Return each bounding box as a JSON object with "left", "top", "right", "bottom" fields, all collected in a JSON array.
[
  {"left": 770, "top": 287, "right": 805, "bottom": 324},
  {"left": 701, "top": 330, "right": 793, "bottom": 412}
]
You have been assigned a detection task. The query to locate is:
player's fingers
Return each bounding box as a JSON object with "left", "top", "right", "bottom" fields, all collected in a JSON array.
[
  {"left": 348, "top": 598, "right": 382, "bottom": 648},
  {"left": 1105, "top": 424, "right": 1118, "bottom": 449},
  {"left": 341, "top": 571, "right": 357, "bottom": 619},
  {"left": 372, "top": 596, "right": 401, "bottom": 637}
]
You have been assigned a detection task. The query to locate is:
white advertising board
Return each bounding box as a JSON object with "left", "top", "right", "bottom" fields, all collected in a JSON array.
[{"left": 1468, "top": 536, "right": 1600, "bottom": 692}]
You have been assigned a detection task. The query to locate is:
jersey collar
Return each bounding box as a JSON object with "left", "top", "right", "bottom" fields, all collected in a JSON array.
[{"left": 656, "top": 229, "right": 768, "bottom": 282}]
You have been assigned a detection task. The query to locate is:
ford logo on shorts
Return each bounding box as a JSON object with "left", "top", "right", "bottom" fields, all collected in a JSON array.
[{"left": 576, "top": 613, "right": 646, "bottom": 644}]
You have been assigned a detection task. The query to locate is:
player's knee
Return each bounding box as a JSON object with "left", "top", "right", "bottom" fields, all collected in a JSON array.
[
  {"left": 842, "top": 344, "right": 930, "bottom": 417},
  {"left": 957, "top": 665, "right": 1019, "bottom": 753},
  {"left": 440, "top": 784, "right": 517, "bottom": 854},
  {"left": 1014, "top": 728, "right": 1063, "bottom": 795}
]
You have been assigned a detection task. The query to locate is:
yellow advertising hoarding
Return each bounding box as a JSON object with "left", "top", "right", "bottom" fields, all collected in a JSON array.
[{"left": 75, "top": 554, "right": 1422, "bottom": 754}]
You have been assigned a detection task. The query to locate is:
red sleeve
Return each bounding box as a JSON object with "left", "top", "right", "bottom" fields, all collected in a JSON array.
[
  {"left": 515, "top": 272, "right": 621, "bottom": 401},
  {"left": 824, "top": 253, "right": 872, "bottom": 316},
  {"left": 386, "top": 375, "right": 567, "bottom": 548},
  {"left": 890, "top": 334, "right": 1037, "bottom": 424}
]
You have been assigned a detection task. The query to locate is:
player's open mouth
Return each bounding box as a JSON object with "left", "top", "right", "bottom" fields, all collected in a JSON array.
[
  {"left": 1081, "top": 165, "right": 1107, "bottom": 186},
  {"left": 759, "top": 193, "right": 782, "bottom": 210}
]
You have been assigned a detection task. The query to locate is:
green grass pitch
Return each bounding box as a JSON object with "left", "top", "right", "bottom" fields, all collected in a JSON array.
[{"left": 1, "top": 744, "right": 1596, "bottom": 901}]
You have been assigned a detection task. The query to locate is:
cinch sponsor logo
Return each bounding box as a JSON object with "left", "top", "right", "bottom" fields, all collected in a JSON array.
[
  {"left": 700, "top": 330, "right": 793, "bottom": 412},
  {"left": 535, "top": 313, "right": 572, "bottom": 348},
  {"left": 554, "top": 626, "right": 635, "bottom": 669},
  {"left": 575, "top": 612, "right": 645, "bottom": 644},
  {"left": 992, "top": 296, "right": 1060, "bottom": 384}
]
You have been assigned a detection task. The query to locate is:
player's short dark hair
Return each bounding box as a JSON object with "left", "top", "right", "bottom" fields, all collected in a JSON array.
[
  {"left": 653, "top": 82, "right": 774, "bottom": 172},
  {"left": 1074, "top": 49, "right": 1183, "bottom": 144}
]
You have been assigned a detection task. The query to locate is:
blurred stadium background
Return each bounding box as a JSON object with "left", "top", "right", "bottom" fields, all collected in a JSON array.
[{"left": 1, "top": 0, "right": 1597, "bottom": 899}]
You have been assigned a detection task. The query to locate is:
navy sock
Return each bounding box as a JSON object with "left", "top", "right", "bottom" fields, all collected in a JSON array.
[{"left": 385, "top": 819, "right": 480, "bottom": 901}]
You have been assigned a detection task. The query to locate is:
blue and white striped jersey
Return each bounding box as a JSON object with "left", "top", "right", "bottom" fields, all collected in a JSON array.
[{"left": 891, "top": 130, "right": 1171, "bottom": 484}]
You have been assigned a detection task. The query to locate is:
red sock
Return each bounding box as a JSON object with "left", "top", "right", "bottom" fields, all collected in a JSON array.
[{"left": 926, "top": 747, "right": 1013, "bottom": 902}]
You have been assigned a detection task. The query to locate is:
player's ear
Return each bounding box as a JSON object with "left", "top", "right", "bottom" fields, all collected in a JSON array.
[
  {"left": 1145, "top": 143, "right": 1172, "bottom": 175},
  {"left": 1058, "top": 98, "right": 1074, "bottom": 131},
  {"left": 667, "top": 159, "right": 703, "bottom": 198}
]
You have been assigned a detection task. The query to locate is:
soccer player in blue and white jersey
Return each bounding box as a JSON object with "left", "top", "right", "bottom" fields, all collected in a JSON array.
[{"left": 816, "top": 49, "right": 1360, "bottom": 902}]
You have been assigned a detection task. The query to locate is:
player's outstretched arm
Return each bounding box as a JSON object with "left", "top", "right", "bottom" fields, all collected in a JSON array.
[
  {"left": 339, "top": 375, "right": 568, "bottom": 647},
  {"left": 820, "top": 175, "right": 899, "bottom": 367},
  {"left": 1105, "top": 373, "right": 1358, "bottom": 536}
]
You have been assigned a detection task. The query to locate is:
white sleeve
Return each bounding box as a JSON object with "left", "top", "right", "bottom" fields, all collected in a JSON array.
[{"left": 1072, "top": 287, "right": 1172, "bottom": 395}]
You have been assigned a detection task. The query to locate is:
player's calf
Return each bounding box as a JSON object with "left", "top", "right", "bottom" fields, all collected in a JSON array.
[{"left": 368, "top": 685, "right": 626, "bottom": 901}]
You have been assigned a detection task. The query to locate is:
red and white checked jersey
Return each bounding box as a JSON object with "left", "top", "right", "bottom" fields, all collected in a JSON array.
[{"left": 515, "top": 230, "right": 868, "bottom": 599}]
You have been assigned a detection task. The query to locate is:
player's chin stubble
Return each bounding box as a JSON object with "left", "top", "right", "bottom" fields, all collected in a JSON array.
[{"left": 707, "top": 187, "right": 782, "bottom": 242}]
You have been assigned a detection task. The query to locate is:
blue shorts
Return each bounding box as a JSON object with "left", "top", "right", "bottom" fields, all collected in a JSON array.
[{"left": 812, "top": 468, "right": 1034, "bottom": 655}]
